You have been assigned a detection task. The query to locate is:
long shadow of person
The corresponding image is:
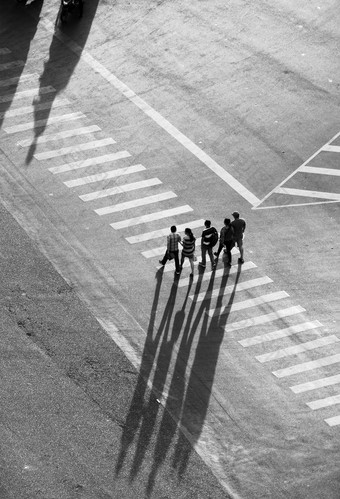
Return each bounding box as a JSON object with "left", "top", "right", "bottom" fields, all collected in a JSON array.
[
  {"left": 25, "top": 0, "right": 99, "bottom": 164},
  {"left": 0, "top": 0, "right": 43, "bottom": 131},
  {"left": 115, "top": 269, "right": 179, "bottom": 477},
  {"left": 172, "top": 261, "right": 243, "bottom": 479}
]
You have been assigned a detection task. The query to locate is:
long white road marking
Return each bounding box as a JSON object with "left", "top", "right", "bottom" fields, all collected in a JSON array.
[
  {"left": 177, "top": 261, "right": 257, "bottom": 287},
  {"left": 34, "top": 138, "right": 115, "bottom": 160},
  {"left": 322, "top": 144, "right": 340, "bottom": 153},
  {"left": 275, "top": 187, "right": 340, "bottom": 201},
  {"left": 126, "top": 219, "right": 205, "bottom": 243},
  {"left": 0, "top": 60, "right": 25, "bottom": 71},
  {"left": 18, "top": 125, "right": 100, "bottom": 147},
  {"left": 0, "top": 85, "right": 55, "bottom": 104},
  {"left": 325, "top": 415, "right": 340, "bottom": 426},
  {"left": 255, "top": 335, "right": 339, "bottom": 363},
  {"left": 0, "top": 73, "right": 38, "bottom": 88},
  {"left": 290, "top": 373, "right": 340, "bottom": 394},
  {"left": 110, "top": 205, "right": 193, "bottom": 230},
  {"left": 307, "top": 394, "right": 340, "bottom": 410},
  {"left": 208, "top": 291, "right": 289, "bottom": 318},
  {"left": 64, "top": 164, "right": 146, "bottom": 187},
  {"left": 41, "top": 19, "right": 260, "bottom": 207},
  {"left": 272, "top": 353, "right": 340, "bottom": 378},
  {"left": 142, "top": 237, "right": 204, "bottom": 258},
  {"left": 0, "top": 98, "right": 69, "bottom": 118},
  {"left": 95, "top": 191, "right": 177, "bottom": 215},
  {"left": 239, "top": 320, "right": 323, "bottom": 347},
  {"left": 192, "top": 276, "right": 272, "bottom": 302},
  {"left": 49, "top": 151, "right": 131, "bottom": 174},
  {"left": 299, "top": 165, "right": 340, "bottom": 176},
  {"left": 79, "top": 178, "right": 162, "bottom": 202},
  {"left": 225, "top": 306, "right": 306, "bottom": 332},
  {"left": 4, "top": 112, "right": 85, "bottom": 134}
]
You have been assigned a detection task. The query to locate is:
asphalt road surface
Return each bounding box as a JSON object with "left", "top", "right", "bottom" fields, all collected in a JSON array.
[{"left": 0, "top": 1, "right": 339, "bottom": 498}]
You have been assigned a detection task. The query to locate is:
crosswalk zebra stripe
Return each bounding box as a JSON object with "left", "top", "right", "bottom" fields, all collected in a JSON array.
[
  {"left": 79, "top": 178, "right": 162, "bottom": 202},
  {"left": 272, "top": 353, "right": 340, "bottom": 378},
  {"left": 299, "top": 165, "right": 340, "bottom": 177},
  {"left": 49, "top": 151, "right": 131, "bottom": 174},
  {"left": 18, "top": 125, "right": 101, "bottom": 147},
  {"left": 275, "top": 187, "right": 340, "bottom": 201},
  {"left": 0, "top": 48, "right": 11, "bottom": 55},
  {"left": 0, "top": 98, "right": 69, "bottom": 118},
  {"left": 307, "top": 394, "right": 340, "bottom": 410},
  {"left": 224, "top": 306, "right": 306, "bottom": 332},
  {"left": 0, "top": 61, "right": 25, "bottom": 71},
  {"left": 322, "top": 144, "right": 340, "bottom": 153},
  {"left": 0, "top": 85, "right": 55, "bottom": 104},
  {"left": 64, "top": 164, "right": 145, "bottom": 188},
  {"left": 126, "top": 219, "right": 205, "bottom": 244},
  {"left": 239, "top": 320, "right": 323, "bottom": 347},
  {"left": 177, "top": 261, "right": 257, "bottom": 287},
  {"left": 0, "top": 73, "right": 38, "bottom": 88},
  {"left": 325, "top": 415, "right": 340, "bottom": 427},
  {"left": 290, "top": 373, "right": 340, "bottom": 394},
  {"left": 34, "top": 138, "right": 116, "bottom": 160},
  {"left": 4, "top": 112, "right": 85, "bottom": 134},
  {"left": 144, "top": 238, "right": 203, "bottom": 259},
  {"left": 96, "top": 191, "right": 177, "bottom": 215},
  {"left": 255, "top": 335, "right": 339, "bottom": 363},
  {"left": 192, "top": 276, "right": 273, "bottom": 303},
  {"left": 110, "top": 205, "right": 193, "bottom": 230},
  {"left": 207, "top": 291, "right": 289, "bottom": 318}
]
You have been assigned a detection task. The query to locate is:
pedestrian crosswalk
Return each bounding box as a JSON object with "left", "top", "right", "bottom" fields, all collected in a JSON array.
[{"left": 1, "top": 47, "right": 339, "bottom": 428}]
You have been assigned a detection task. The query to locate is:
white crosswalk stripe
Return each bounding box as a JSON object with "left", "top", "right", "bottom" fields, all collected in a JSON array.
[
  {"left": 95, "top": 191, "right": 177, "bottom": 215},
  {"left": 0, "top": 98, "right": 70, "bottom": 118},
  {"left": 0, "top": 48, "right": 11, "bottom": 55},
  {"left": 299, "top": 165, "right": 340, "bottom": 177},
  {"left": 110, "top": 205, "right": 193, "bottom": 230},
  {"left": 224, "top": 306, "right": 306, "bottom": 332},
  {"left": 4, "top": 112, "right": 85, "bottom": 134},
  {"left": 290, "top": 374, "right": 340, "bottom": 394},
  {"left": 255, "top": 335, "right": 339, "bottom": 363},
  {"left": 126, "top": 219, "right": 205, "bottom": 244},
  {"left": 239, "top": 320, "right": 323, "bottom": 347},
  {"left": 272, "top": 353, "right": 340, "bottom": 378},
  {"left": 208, "top": 291, "right": 289, "bottom": 318},
  {"left": 34, "top": 138, "right": 116, "bottom": 160},
  {"left": 18, "top": 125, "right": 101, "bottom": 147},
  {"left": 0, "top": 86, "right": 55, "bottom": 104},
  {"left": 325, "top": 415, "right": 340, "bottom": 427},
  {"left": 64, "top": 164, "right": 146, "bottom": 187},
  {"left": 79, "top": 178, "right": 162, "bottom": 202},
  {"left": 0, "top": 60, "right": 25, "bottom": 71},
  {"left": 177, "top": 261, "right": 257, "bottom": 287},
  {"left": 49, "top": 151, "right": 131, "bottom": 174},
  {"left": 193, "top": 276, "right": 273, "bottom": 303},
  {"left": 307, "top": 394, "right": 340, "bottom": 410},
  {"left": 0, "top": 73, "right": 38, "bottom": 88}
]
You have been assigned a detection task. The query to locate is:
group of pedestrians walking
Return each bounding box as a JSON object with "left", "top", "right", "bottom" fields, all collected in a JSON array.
[{"left": 159, "top": 211, "right": 246, "bottom": 277}]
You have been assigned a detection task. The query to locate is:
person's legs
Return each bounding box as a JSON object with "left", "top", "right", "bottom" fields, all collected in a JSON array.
[
  {"left": 214, "top": 241, "right": 224, "bottom": 257},
  {"left": 237, "top": 238, "right": 244, "bottom": 262},
  {"left": 189, "top": 257, "right": 194, "bottom": 275},
  {"left": 225, "top": 241, "right": 233, "bottom": 265},
  {"left": 200, "top": 246, "right": 207, "bottom": 266},
  {"left": 159, "top": 250, "right": 169, "bottom": 266},
  {"left": 174, "top": 250, "right": 180, "bottom": 273},
  {"left": 208, "top": 247, "right": 216, "bottom": 268}
]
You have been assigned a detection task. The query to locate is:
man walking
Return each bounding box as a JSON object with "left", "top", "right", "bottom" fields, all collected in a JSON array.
[
  {"left": 214, "top": 218, "right": 234, "bottom": 266},
  {"left": 199, "top": 220, "right": 218, "bottom": 270},
  {"left": 159, "top": 225, "right": 182, "bottom": 274},
  {"left": 231, "top": 211, "right": 246, "bottom": 264}
]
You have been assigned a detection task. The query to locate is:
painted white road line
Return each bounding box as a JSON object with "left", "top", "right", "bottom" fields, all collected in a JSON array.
[
  {"left": 0, "top": 85, "right": 55, "bottom": 104},
  {"left": 325, "top": 415, "right": 340, "bottom": 427},
  {"left": 272, "top": 353, "right": 340, "bottom": 378},
  {"left": 255, "top": 335, "right": 339, "bottom": 363},
  {"left": 299, "top": 165, "right": 340, "bottom": 176},
  {"left": 177, "top": 261, "right": 257, "bottom": 287},
  {"left": 64, "top": 164, "right": 145, "bottom": 188},
  {"left": 110, "top": 205, "right": 193, "bottom": 230},
  {"left": 95, "top": 191, "right": 177, "bottom": 215},
  {"left": 0, "top": 48, "right": 11, "bottom": 55},
  {"left": 0, "top": 73, "right": 38, "bottom": 88},
  {"left": 126, "top": 219, "right": 205, "bottom": 244},
  {"left": 193, "top": 276, "right": 272, "bottom": 303},
  {"left": 208, "top": 291, "right": 289, "bottom": 318},
  {"left": 80, "top": 178, "right": 162, "bottom": 202},
  {"left": 0, "top": 61, "right": 25, "bottom": 71},
  {"left": 307, "top": 394, "right": 340, "bottom": 410},
  {"left": 225, "top": 306, "right": 306, "bottom": 332},
  {"left": 239, "top": 320, "right": 323, "bottom": 347},
  {"left": 42, "top": 19, "right": 260, "bottom": 207},
  {"left": 322, "top": 144, "right": 340, "bottom": 153},
  {"left": 4, "top": 112, "right": 85, "bottom": 134},
  {"left": 143, "top": 238, "right": 203, "bottom": 259},
  {"left": 34, "top": 138, "right": 115, "bottom": 160},
  {"left": 275, "top": 187, "right": 340, "bottom": 201},
  {"left": 290, "top": 373, "right": 340, "bottom": 394},
  {"left": 18, "top": 125, "right": 101, "bottom": 147},
  {"left": 49, "top": 151, "right": 131, "bottom": 174},
  {"left": 0, "top": 98, "right": 69, "bottom": 119}
]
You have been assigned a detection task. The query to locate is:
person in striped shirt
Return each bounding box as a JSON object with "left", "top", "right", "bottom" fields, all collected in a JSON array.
[
  {"left": 180, "top": 228, "right": 196, "bottom": 277},
  {"left": 159, "top": 225, "right": 182, "bottom": 274}
]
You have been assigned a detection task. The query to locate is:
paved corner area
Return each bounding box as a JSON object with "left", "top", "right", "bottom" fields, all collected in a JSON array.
[{"left": 0, "top": 202, "right": 228, "bottom": 499}]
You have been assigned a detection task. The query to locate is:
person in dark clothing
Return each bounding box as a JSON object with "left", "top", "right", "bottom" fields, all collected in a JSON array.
[
  {"left": 214, "top": 218, "right": 234, "bottom": 266},
  {"left": 231, "top": 211, "right": 246, "bottom": 264},
  {"left": 199, "top": 220, "right": 217, "bottom": 270}
]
